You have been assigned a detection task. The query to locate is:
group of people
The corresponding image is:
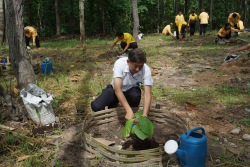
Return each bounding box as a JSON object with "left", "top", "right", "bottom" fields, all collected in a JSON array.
[
  {"left": 162, "top": 9, "right": 209, "bottom": 40},
  {"left": 162, "top": 10, "right": 245, "bottom": 43}
]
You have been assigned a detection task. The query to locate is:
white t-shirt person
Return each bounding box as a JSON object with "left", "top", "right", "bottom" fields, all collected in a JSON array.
[
  {"left": 91, "top": 49, "right": 153, "bottom": 120},
  {"left": 111, "top": 57, "right": 153, "bottom": 91}
]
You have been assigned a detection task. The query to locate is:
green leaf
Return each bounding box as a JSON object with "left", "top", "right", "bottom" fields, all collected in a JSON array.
[
  {"left": 122, "top": 119, "right": 135, "bottom": 137},
  {"left": 134, "top": 124, "right": 148, "bottom": 140},
  {"left": 138, "top": 117, "right": 154, "bottom": 136},
  {"left": 131, "top": 125, "right": 135, "bottom": 134},
  {"left": 152, "top": 123, "right": 157, "bottom": 129},
  {"left": 134, "top": 110, "right": 143, "bottom": 118}
]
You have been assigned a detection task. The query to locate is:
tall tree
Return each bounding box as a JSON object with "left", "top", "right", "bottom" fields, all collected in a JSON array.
[
  {"left": 26, "top": 0, "right": 31, "bottom": 25},
  {"left": 163, "top": 0, "right": 166, "bottom": 21},
  {"left": 176, "top": 0, "right": 178, "bottom": 14},
  {"left": 157, "top": 0, "right": 159, "bottom": 33},
  {"left": 184, "top": 0, "right": 188, "bottom": 21},
  {"left": 0, "top": 0, "right": 3, "bottom": 46},
  {"left": 244, "top": 0, "right": 249, "bottom": 27},
  {"left": 132, "top": 0, "right": 139, "bottom": 42},
  {"left": 102, "top": 0, "right": 106, "bottom": 35},
  {"left": 79, "top": 0, "right": 86, "bottom": 45},
  {"left": 239, "top": 0, "right": 242, "bottom": 16},
  {"left": 70, "top": 0, "right": 74, "bottom": 34},
  {"left": 5, "top": 0, "right": 36, "bottom": 88},
  {"left": 55, "top": 0, "right": 60, "bottom": 35},
  {"left": 209, "top": 0, "right": 213, "bottom": 30},
  {"left": 201, "top": 0, "right": 204, "bottom": 8}
]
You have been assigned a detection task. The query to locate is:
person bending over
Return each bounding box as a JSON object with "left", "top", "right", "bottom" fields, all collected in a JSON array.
[
  {"left": 218, "top": 23, "right": 240, "bottom": 43},
  {"left": 24, "top": 26, "right": 40, "bottom": 49},
  {"left": 228, "top": 12, "right": 241, "bottom": 28},
  {"left": 176, "top": 20, "right": 187, "bottom": 41},
  {"left": 162, "top": 23, "right": 173, "bottom": 36},
  {"left": 199, "top": 9, "right": 209, "bottom": 35},
  {"left": 229, "top": 44, "right": 250, "bottom": 63},
  {"left": 107, "top": 31, "right": 138, "bottom": 55},
  {"left": 91, "top": 48, "right": 153, "bottom": 120},
  {"left": 188, "top": 10, "right": 197, "bottom": 36}
]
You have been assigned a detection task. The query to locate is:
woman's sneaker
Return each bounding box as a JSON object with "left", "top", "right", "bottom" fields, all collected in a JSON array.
[
  {"left": 27, "top": 46, "right": 31, "bottom": 50},
  {"left": 224, "top": 39, "right": 230, "bottom": 43}
]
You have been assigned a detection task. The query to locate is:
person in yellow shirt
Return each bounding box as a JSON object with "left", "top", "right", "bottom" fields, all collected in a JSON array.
[
  {"left": 175, "top": 11, "right": 185, "bottom": 23},
  {"left": 199, "top": 9, "right": 209, "bottom": 35},
  {"left": 175, "top": 20, "right": 187, "bottom": 41},
  {"left": 229, "top": 43, "right": 250, "bottom": 63},
  {"left": 24, "top": 26, "right": 40, "bottom": 49},
  {"left": 217, "top": 23, "right": 240, "bottom": 43},
  {"left": 162, "top": 23, "right": 173, "bottom": 36},
  {"left": 107, "top": 31, "right": 137, "bottom": 55},
  {"left": 188, "top": 10, "right": 197, "bottom": 36},
  {"left": 228, "top": 12, "right": 240, "bottom": 27},
  {"left": 236, "top": 20, "right": 244, "bottom": 30}
]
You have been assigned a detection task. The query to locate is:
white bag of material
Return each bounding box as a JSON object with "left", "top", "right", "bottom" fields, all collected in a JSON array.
[
  {"left": 174, "top": 31, "right": 176, "bottom": 37},
  {"left": 222, "top": 54, "right": 240, "bottom": 65},
  {"left": 20, "top": 84, "right": 55, "bottom": 125}
]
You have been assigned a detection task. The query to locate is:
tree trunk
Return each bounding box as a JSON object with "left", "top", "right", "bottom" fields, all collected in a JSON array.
[
  {"left": 201, "top": 0, "right": 204, "bottom": 8},
  {"left": 26, "top": 0, "right": 31, "bottom": 25},
  {"left": 0, "top": 84, "right": 27, "bottom": 121},
  {"left": 79, "top": 0, "right": 86, "bottom": 45},
  {"left": 132, "top": 0, "right": 139, "bottom": 42},
  {"left": 184, "top": 0, "right": 188, "bottom": 21},
  {"left": 70, "top": 0, "right": 74, "bottom": 34},
  {"left": 102, "top": 0, "right": 106, "bottom": 35},
  {"left": 4, "top": 0, "right": 8, "bottom": 47},
  {"left": 209, "top": 0, "right": 213, "bottom": 30},
  {"left": 244, "top": 0, "right": 249, "bottom": 28},
  {"left": 4, "top": 0, "right": 36, "bottom": 89},
  {"left": 55, "top": 0, "right": 60, "bottom": 35},
  {"left": 157, "top": 0, "right": 159, "bottom": 33},
  {"left": 239, "top": 0, "right": 242, "bottom": 16},
  {"left": 176, "top": 0, "right": 178, "bottom": 15},
  {"left": 151, "top": 4, "right": 153, "bottom": 33},
  {"left": 163, "top": 0, "right": 165, "bottom": 20},
  {"left": 0, "top": 0, "right": 3, "bottom": 46},
  {"left": 173, "top": 0, "right": 175, "bottom": 22}
]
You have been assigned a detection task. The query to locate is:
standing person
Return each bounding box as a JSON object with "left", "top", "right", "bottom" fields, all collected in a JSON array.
[
  {"left": 176, "top": 20, "right": 187, "bottom": 41},
  {"left": 106, "top": 31, "right": 138, "bottom": 55},
  {"left": 188, "top": 10, "right": 197, "bottom": 36},
  {"left": 24, "top": 26, "right": 40, "bottom": 49},
  {"left": 217, "top": 23, "right": 240, "bottom": 43},
  {"left": 91, "top": 48, "right": 153, "bottom": 120},
  {"left": 162, "top": 23, "right": 173, "bottom": 36},
  {"left": 175, "top": 11, "right": 185, "bottom": 23},
  {"left": 199, "top": 9, "right": 209, "bottom": 35},
  {"left": 228, "top": 12, "right": 241, "bottom": 28}
]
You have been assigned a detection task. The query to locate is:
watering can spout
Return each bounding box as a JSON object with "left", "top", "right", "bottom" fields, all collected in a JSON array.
[{"left": 176, "top": 149, "right": 187, "bottom": 166}]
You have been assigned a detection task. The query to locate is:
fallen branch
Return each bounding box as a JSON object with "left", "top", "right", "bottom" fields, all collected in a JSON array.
[{"left": 0, "top": 124, "right": 15, "bottom": 131}]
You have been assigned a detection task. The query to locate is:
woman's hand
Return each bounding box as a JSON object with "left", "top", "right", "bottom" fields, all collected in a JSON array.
[{"left": 125, "top": 111, "right": 135, "bottom": 120}]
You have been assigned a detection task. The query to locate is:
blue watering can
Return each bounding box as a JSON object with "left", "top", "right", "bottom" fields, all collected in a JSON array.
[
  {"left": 42, "top": 57, "right": 53, "bottom": 74},
  {"left": 164, "top": 127, "right": 207, "bottom": 167}
]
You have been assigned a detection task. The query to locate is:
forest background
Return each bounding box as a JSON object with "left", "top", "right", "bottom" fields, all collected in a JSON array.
[{"left": 1, "top": 0, "right": 250, "bottom": 42}]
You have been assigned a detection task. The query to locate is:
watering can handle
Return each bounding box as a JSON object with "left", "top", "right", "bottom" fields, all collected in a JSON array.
[{"left": 186, "top": 127, "right": 205, "bottom": 139}]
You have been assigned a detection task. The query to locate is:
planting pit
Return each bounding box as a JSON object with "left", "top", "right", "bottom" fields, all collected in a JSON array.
[{"left": 81, "top": 107, "right": 189, "bottom": 166}]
